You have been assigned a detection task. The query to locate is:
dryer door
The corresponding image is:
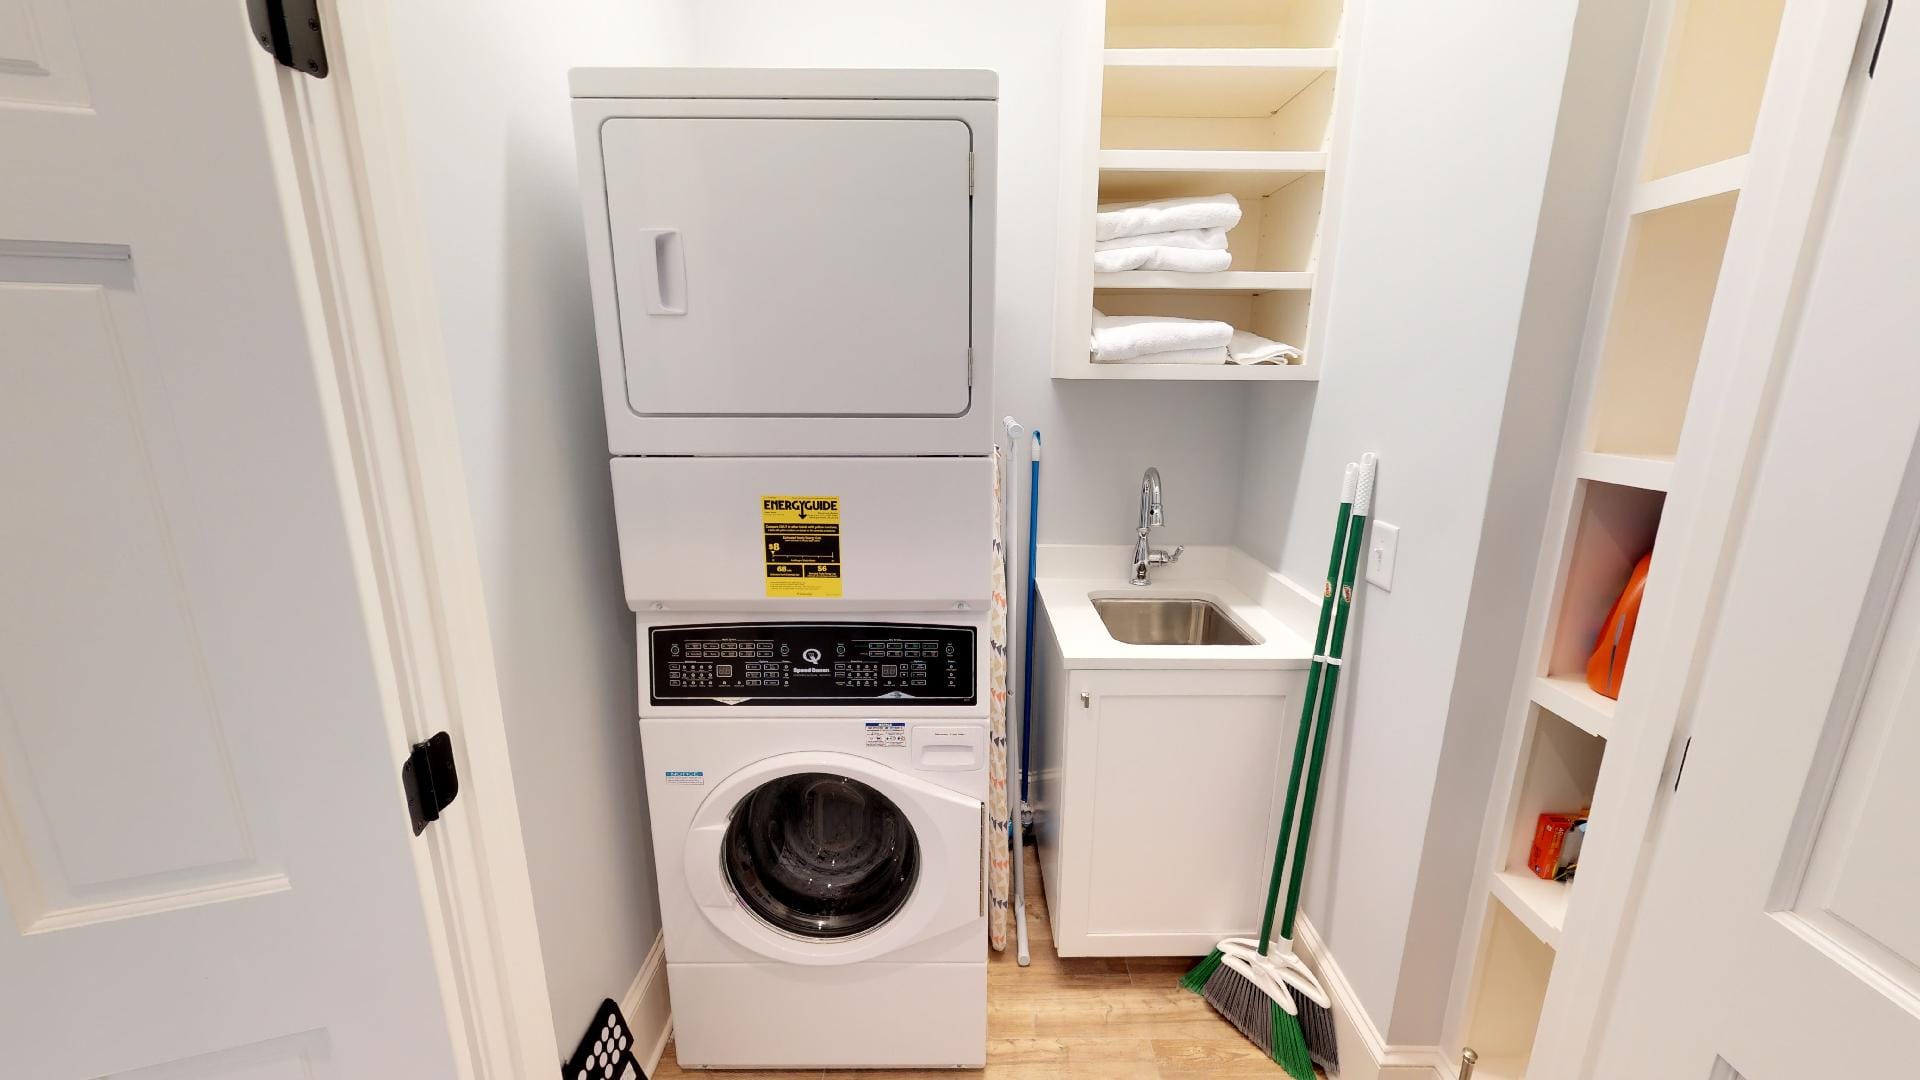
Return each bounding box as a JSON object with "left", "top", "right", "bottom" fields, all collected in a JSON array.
[
  {"left": 601, "top": 117, "right": 973, "bottom": 421},
  {"left": 684, "top": 751, "right": 982, "bottom": 966}
]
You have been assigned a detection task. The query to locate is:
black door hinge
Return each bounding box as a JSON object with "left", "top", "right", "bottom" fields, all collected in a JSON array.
[
  {"left": 402, "top": 732, "right": 460, "bottom": 835},
  {"left": 246, "top": 0, "right": 328, "bottom": 78}
]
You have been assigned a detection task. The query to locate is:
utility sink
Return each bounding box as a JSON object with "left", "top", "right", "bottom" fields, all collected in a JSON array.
[{"left": 1091, "top": 597, "right": 1262, "bottom": 646}]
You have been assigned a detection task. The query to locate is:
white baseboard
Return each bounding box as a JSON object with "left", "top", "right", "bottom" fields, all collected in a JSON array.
[
  {"left": 621, "top": 932, "right": 672, "bottom": 1077},
  {"left": 1293, "top": 915, "right": 1447, "bottom": 1080}
]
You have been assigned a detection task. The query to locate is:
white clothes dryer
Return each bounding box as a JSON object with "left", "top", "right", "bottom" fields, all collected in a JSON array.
[{"left": 571, "top": 67, "right": 996, "bottom": 459}]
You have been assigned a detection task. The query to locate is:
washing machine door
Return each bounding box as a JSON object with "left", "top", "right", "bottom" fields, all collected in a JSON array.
[{"left": 683, "top": 751, "right": 982, "bottom": 965}]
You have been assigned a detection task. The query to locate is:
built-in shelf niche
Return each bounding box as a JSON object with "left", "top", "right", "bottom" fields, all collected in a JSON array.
[
  {"left": 1101, "top": 53, "right": 1336, "bottom": 152},
  {"left": 1062, "top": 0, "right": 1343, "bottom": 381},
  {"left": 1098, "top": 170, "right": 1324, "bottom": 274},
  {"left": 1104, "top": 0, "right": 1344, "bottom": 49},
  {"left": 1461, "top": 900, "right": 1554, "bottom": 1080},
  {"left": 1491, "top": 706, "right": 1605, "bottom": 949},
  {"left": 1548, "top": 480, "right": 1665, "bottom": 691},
  {"left": 1641, "top": 0, "right": 1788, "bottom": 181},
  {"left": 1589, "top": 191, "right": 1737, "bottom": 458},
  {"left": 1093, "top": 288, "right": 1310, "bottom": 373}
]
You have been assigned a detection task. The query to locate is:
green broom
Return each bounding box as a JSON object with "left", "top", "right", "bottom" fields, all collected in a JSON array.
[
  {"left": 1272, "top": 451, "right": 1374, "bottom": 1072},
  {"left": 1184, "top": 455, "right": 1373, "bottom": 1076}
]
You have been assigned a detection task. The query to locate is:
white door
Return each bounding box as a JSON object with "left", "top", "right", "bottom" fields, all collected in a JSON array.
[
  {"left": 1595, "top": 16, "right": 1920, "bottom": 1079},
  {"left": 0, "top": 2, "right": 463, "bottom": 1076},
  {"left": 600, "top": 116, "right": 974, "bottom": 419}
]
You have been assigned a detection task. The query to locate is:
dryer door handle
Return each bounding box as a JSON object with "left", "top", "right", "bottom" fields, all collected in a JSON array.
[
  {"left": 637, "top": 228, "right": 687, "bottom": 316},
  {"left": 685, "top": 822, "right": 734, "bottom": 909}
]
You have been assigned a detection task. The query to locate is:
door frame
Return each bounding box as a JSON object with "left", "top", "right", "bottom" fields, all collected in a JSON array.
[{"left": 256, "top": 3, "right": 562, "bottom": 1074}]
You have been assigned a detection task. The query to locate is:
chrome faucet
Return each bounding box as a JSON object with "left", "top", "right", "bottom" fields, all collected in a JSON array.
[{"left": 1131, "top": 466, "right": 1183, "bottom": 585}]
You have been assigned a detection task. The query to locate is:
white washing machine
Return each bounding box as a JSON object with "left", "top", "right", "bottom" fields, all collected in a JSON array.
[{"left": 639, "top": 621, "right": 988, "bottom": 1069}]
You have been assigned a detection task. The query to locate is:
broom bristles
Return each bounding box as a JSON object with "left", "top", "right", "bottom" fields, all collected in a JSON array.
[
  {"left": 1180, "top": 948, "right": 1224, "bottom": 994},
  {"left": 1197, "top": 961, "right": 1315, "bottom": 1080},
  {"left": 1187, "top": 950, "right": 1342, "bottom": 1076},
  {"left": 1291, "top": 984, "right": 1340, "bottom": 1072},
  {"left": 1270, "top": 999, "right": 1314, "bottom": 1078}
]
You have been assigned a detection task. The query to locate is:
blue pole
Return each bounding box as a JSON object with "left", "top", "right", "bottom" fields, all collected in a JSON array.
[{"left": 1018, "top": 431, "right": 1041, "bottom": 806}]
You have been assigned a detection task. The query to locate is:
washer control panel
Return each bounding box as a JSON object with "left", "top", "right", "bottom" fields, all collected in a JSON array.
[{"left": 649, "top": 623, "right": 976, "bottom": 705}]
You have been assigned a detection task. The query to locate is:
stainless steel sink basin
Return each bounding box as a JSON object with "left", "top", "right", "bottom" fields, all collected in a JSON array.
[{"left": 1092, "top": 597, "right": 1261, "bottom": 646}]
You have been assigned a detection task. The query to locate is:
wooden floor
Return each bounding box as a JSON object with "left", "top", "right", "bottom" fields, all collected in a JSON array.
[{"left": 652, "top": 844, "right": 1318, "bottom": 1078}]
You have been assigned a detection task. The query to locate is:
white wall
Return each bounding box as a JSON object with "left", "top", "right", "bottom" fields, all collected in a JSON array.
[
  {"left": 381, "top": 0, "right": 1639, "bottom": 1056},
  {"left": 1233, "top": 0, "right": 1641, "bottom": 1047},
  {"left": 682, "top": 0, "right": 1253, "bottom": 552},
  {"left": 383, "top": 0, "right": 694, "bottom": 1054}
]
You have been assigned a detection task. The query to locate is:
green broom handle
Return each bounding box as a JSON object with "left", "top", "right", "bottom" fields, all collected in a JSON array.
[
  {"left": 1256, "top": 463, "right": 1359, "bottom": 957},
  {"left": 1282, "top": 454, "right": 1374, "bottom": 941}
]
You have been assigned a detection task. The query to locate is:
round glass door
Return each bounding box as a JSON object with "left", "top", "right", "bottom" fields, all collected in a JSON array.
[{"left": 722, "top": 772, "right": 920, "bottom": 939}]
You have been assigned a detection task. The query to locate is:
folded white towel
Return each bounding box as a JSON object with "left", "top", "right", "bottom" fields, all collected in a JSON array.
[
  {"left": 1093, "top": 246, "right": 1232, "bottom": 274},
  {"left": 1090, "top": 310, "right": 1232, "bottom": 363},
  {"left": 1095, "top": 194, "right": 1242, "bottom": 242},
  {"left": 1093, "top": 227, "right": 1229, "bottom": 253},
  {"left": 1093, "top": 346, "right": 1228, "bottom": 366},
  {"left": 1227, "top": 329, "right": 1303, "bottom": 365}
]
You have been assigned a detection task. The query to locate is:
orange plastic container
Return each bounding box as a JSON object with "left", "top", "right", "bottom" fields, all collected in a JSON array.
[{"left": 1587, "top": 552, "right": 1652, "bottom": 700}]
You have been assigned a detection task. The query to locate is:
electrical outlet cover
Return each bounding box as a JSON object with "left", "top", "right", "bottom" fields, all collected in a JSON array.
[{"left": 1367, "top": 521, "right": 1400, "bottom": 591}]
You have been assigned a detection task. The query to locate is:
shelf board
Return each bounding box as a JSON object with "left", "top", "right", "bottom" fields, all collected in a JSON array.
[
  {"left": 1490, "top": 870, "right": 1569, "bottom": 949},
  {"left": 1104, "top": 0, "right": 1344, "bottom": 51},
  {"left": 1098, "top": 149, "right": 1326, "bottom": 201},
  {"left": 1574, "top": 451, "right": 1674, "bottom": 492},
  {"left": 1103, "top": 47, "right": 1338, "bottom": 68},
  {"left": 1094, "top": 270, "right": 1313, "bottom": 294},
  {"left": 1630, "top": 154, "right": 1748, "bottom": 216},
  {"left": 1103, "top": 49, "right": 1335, "bottom": 119},
  {"left": 1072, "top": 361, "right": 1316, "bottom": 381},
  {"left": 1530, "top": 675, "right": 1615, "bottom": 740}
]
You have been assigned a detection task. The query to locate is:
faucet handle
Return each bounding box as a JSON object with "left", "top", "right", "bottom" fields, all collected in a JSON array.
[{"left": 1149, "top": 545, "right": 1184, "bottom": 567}]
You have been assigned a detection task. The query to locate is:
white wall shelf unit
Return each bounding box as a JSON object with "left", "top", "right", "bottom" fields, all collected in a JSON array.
[
  {"left": 1442, "top": 0, "right": 1870, "bottom": 1075},
  {"left": 1056, "top": 0, "right": 1355, "bottom": 381}
]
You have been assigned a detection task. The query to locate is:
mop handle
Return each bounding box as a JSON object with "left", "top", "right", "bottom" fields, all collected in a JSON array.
[
  {"left": 1256, "top": 462, "right": 1359, "bottom": 956},
  {"left": 1017, "top": 431, "right": 1042, "bottom": 805},
  {"left": 1282, "top": 454, "right": 1375, "bottom": 940}
]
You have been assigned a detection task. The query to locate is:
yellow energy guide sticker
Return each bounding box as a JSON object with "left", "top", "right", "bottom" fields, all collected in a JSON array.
[{"left": 761, "top": 495, "right": 842, "bottom": 598}]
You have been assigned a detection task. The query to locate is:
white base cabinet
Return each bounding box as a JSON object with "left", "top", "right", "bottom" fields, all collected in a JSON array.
[{"left": 1030, "top": 608, "right": 1307, "bottom": 956}]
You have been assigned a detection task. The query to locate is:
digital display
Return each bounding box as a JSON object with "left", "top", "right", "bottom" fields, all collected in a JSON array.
[{"left": 649, "top": 623, "right": 976, "bottom": 706}]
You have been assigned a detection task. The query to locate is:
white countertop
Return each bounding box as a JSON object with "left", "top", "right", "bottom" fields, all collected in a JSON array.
[{"left": 1034, "top": 545, "right": 1315, "bottom": 670}]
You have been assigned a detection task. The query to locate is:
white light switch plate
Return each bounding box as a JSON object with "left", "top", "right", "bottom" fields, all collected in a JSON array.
[{"left": 1367, "top": 521, "right": 1399, "bottom": 591}]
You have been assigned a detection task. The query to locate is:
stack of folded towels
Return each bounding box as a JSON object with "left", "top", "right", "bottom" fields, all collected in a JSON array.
[
  {"left": 1090, "top": 309, "right": 1303, "bottom": 366},
  {"left": 1093, "top": 193, "right": 1242, "bottom": 273},
  {"left": 1088, "top": 193, "right": 1301, "bottom": 366}
]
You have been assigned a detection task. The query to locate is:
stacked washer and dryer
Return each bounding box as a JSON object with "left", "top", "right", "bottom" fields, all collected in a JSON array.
[{"left": 571, "top": 69, "right": 998, "bottom": 1069}]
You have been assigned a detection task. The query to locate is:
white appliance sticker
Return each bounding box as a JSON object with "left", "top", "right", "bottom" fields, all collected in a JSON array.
[
  {"left": 663, "top": 770, "right": 705, "bottom": 786},
  {"left": 864, "top": 722, "right": 907, "bottom": 747}
]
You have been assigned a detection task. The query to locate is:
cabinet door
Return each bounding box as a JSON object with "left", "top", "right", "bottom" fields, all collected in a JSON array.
[
  {"left": 600, "top": 117, "right": 973, "bottom": 419},
  {"left": 1074, "top": 675, "right": 1290, "bottom": 951}
]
